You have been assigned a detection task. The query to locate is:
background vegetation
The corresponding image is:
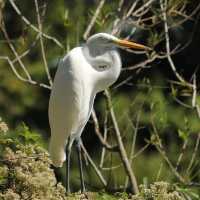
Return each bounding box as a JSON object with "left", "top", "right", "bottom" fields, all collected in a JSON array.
[{"left": 0, "top": 0, "right": 200, "bottom": 199}]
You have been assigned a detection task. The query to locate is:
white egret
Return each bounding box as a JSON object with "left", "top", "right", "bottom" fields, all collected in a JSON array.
[{"left": 48, "top": 33, "right": 149, "bottom": 192}]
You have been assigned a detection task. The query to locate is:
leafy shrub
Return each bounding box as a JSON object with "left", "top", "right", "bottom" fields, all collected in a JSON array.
[
  {"left": 0, "top": 119, "right": 67, "bottom": 200},
  {"left": 0, "top": 119, "right": 196, "bottom": 200},
  {"left": 132, "top": 182, "right": 184, "bottom": 200}
]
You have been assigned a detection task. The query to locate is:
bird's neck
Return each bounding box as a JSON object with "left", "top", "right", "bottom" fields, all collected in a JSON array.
[
  {"left": 82, "top": 46, "right": 122, "bottom": 92},
  {"left": 95, "top": 50, "right": 121, "bottom": 92}
]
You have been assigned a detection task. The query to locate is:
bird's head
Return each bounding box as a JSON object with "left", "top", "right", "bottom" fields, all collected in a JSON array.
[
  {"left": 84, "top": 33, "right": 151, "bottom": 92},
  {"left": 86, "top": 32, "right": 150, "bottom": 51}
]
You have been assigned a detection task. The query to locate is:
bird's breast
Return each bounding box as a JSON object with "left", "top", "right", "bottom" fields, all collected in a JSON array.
[{"left": 49, "top": 47, "right": 95, "bottom": 138}]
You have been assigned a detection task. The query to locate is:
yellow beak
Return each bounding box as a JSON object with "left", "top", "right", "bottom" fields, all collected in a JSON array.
[{"left": 115, "top": 39, "right": 151, "bottom": 50}]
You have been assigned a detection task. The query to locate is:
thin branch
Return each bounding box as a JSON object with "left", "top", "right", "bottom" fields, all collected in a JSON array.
[
  {"left": 151, "top": 118, "right": 186, "bottom": 183},
  {"left": 99, "top": 110, "right": 108, "bottom": 168},
  {"left": 92, "top": 109, "right": 118, "bottom": 151},
  {"left": 133, "top": 0, "right": 155, "bottom": 16},
  {"left": 101, "top": 143, "right": 150, "bottom": 172},
  {"left": 125, "top": 0, "right": 140, "bottom": 18},
  {"left": 122, "top": 54, "right": 157, "bottom": 71},
  {"left": 113, "top": 76, "right": 133, "bottom": 89},
  {"left": 34, "top": 0, "right": 52, "bottom": 86},
  {"left": 105, "top": 89, "right": 139, "bottom": 194},
  {"left": 187, "top": 133, "right": 200, "bottom": 173},
  {"left": 170, "top": 3, "right": 200, "bottom": 28},
  {"left": 154, "top": 143, "right": 186, "bottom": 183},
  {"left": 156, "top": 163, "right": 163, "bottom": 181},
  {"left": 160, "top": 0, "right": 191, "bottom": 87},
  {"left": 81, "top": 142, "right": 107, "bottom": 187},
  {"left": 83, "top": 0, "right": 106, "bottom": 40},
  {"left": 8, "top": 0, "right": 63, "bottom": 49},
  {"left": 117, "top": 0, "right": 124, "bottom": 12},
  {"left": 101, "top": 164, "right": 122, "bottom": 171},
  {"left": 131, "top": 143, "right": 150, "bottom": 160},
  {"left": 124, "top": 112, "right": 141, "bottom": 189},
  {"left": 0, "top": 56, "right": 51, "bottom": 90},
  {"left": 172, "top": 96, "right": 193, "bottom": 109},
  {"left": 12, "top": 33, "right": 40, "bottom": 64},
  {"left": 1, "top": 23, "right": 35, "bottom": 83},
  {"left": 0, "top": 56, "right": 34, "bottom": 84},
  {"left": 123, "top": 48, "right": 180, "bottom": 71},
  {"left": 192, "top": 73, "right": 197, "bottom": 108},
  {"left": 175, "top": 139, "right": 188, "bottom": 171}
]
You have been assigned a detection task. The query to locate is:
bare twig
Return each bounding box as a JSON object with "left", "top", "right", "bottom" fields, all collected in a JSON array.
[
  {"left": 172, "top": 96, "right": 193, "bottom": 109},
  {"left": 34, "top": 0, "right": 52, "bottom": 86},
  {"left": 105, "top": 89, "right": 139, "bottom": 194},
  {"left": 1, "top": 24, "right": 35, "bottom": 83},
  {"left": 151, "top": 119, "right": 186, "bottom": 183},
  {"left": 117, "top": 0, "right": 124, "bottom": 12},
  {"left": 131, "top": 144, "right": 150, "bottom": 160},
  {"left": 133, "top": 0, "right": 155, "bottom": 17},
  {"left": 156, "top": 163, "right": 163, "bottom": 181},
  {"left": 0, "top": 56, "right": 35, "bottom": 84},
  {"left": 83, "top": 0, "right": 106, "bottom": 40},
  {"left": 8, "top": 0, "right": 63, "bottom": 49},
  {"left": 0, "top": 56, "right": 51, "bottom": 89},
  {"left": 99, "top": 110, "right": 108, "bottom": 168},
  {"left": 170, "top": 3, "right": 200, "bottom": 28},
  {"left": 113, "top": 76, "right": 133, "bottom": 89},
  {"left": 123, "top": 54, "right": 157, "bottom": 71},
  {"left": 12, "top": 33, "right": 40, "bottom": 64},
  {"left": 192, "top": 73, "right": 197, "bottom": 108},
  {"left": 101, "top": 164, "right": 122, "bottom": 171},
  {"left": 101, "top": 143, "right": 150, "bottom": 172},
  {"left": 125, "top": 0, "right": 140, "bottom": 18},
  {"left": 92, "top": 109, "right": 118, "bottom": 151},
  {"left": 81, "top": 142, "right": 107, "bottom": 187},
  {"left": 124, "top": 112, "right": 141, "bottom": 189},
  {"left": 154, "top": 144, "right": 186, "bottom": 183},
  {"left": 175, "top": 139, "right": 188, "bottom": 171},
  {"left": 160, "top": 0, "right": 191, "bottom": 87},
  {"left": 187, "top": 133, "right": 200, "bottom": 173},
  {"left": 123, "top": 48, "right": 180, "bottom": 71}
]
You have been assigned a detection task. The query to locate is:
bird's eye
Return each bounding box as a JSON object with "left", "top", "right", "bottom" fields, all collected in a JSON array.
[{"left": 98, "top": 65, "right": 107, "bottom": 69}]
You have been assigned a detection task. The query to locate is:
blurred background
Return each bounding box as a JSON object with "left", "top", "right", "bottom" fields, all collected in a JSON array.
[{"left": 0, "top": 0, "right": 200, "bottom": 194}]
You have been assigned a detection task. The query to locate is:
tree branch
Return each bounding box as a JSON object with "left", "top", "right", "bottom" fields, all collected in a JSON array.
[{"left": 105, "top": 89, "right": 139, "bottom": 194}]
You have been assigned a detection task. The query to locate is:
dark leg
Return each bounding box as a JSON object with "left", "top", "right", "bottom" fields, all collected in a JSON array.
[
  {"left": 75, "top": 139, "right": 86, "bottom": 192},
  {"left": 51, "top": 165, "right": 62, "bottom": 183},
  {"left": 66, "top": 145, "right": 71, "bottom": 193}
]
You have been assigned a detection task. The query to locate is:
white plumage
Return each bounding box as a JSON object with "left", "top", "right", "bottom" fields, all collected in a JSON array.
[
  {"left": 48, "top": 33, "right": 148, "bottom": 191},
  {"left": 49, "top": 34, "right": 122, "bottom": 167}
]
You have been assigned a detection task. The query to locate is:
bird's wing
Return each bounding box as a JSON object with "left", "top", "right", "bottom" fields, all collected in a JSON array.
[{"left": 48, "top": 52, "right": 84, "bottom": 166}]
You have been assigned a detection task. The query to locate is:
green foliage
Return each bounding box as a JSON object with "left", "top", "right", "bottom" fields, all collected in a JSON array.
[
  {"left": 43, "top": 182, "right": 193, "bottom": 200},
  {"left": 0, "top": 122, "right": 43, "bottom": 155},
  {"left": 0, "top": 120, "right": 67, "bottom": 199},
  {"left": 1, "top": 0, "right": 200, "bottom": 197},
  {"left": 0, "top": 119, "right": 197, "bottom": 199},
  {"left": 0, "top": 144, "right": 67, "bottom": 199},
  {"left": 16, "top": 123, "right": 42, "bottom": 144},
  {"left": 132, "top": 182, "right": 185, "bottom": 200}
]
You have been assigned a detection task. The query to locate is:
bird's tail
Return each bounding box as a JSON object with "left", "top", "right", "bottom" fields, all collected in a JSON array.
[{"left": 49, "top": 137, "right": 66, "bottom": 167}]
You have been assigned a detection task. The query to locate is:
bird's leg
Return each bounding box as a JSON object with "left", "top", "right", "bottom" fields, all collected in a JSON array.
[
  {"left": 75, "top": 139, "right": 86, "bottom": 193},
  {"left": 66, "top": 142, "right": 72, "bottom": 193}
]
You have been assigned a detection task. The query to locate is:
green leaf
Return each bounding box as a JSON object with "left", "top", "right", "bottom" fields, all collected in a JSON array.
[
  {"left": 16, "top": 123, "right": 41, "bottom": 144},
  {"left": 178, "top": 129, "right": 188, "bottom": 141}
]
